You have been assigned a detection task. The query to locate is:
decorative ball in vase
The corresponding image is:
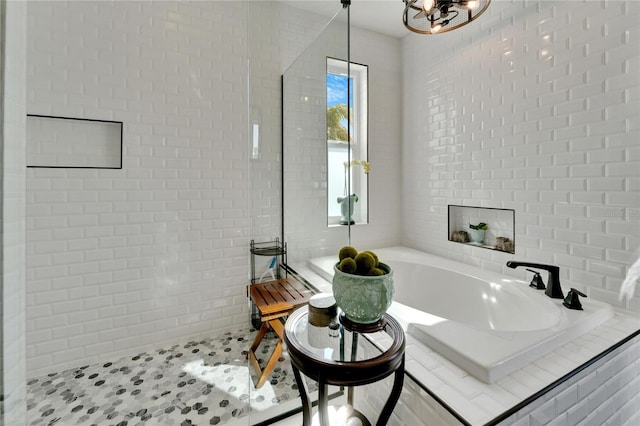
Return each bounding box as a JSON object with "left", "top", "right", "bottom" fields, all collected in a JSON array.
[{"left": 332, "top": 246, "right": 394, "bottom": 324}]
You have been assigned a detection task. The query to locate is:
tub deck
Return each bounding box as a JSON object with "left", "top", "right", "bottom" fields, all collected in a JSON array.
[{"left": 306, "top": 247, "right": 640, "bottom": 424}]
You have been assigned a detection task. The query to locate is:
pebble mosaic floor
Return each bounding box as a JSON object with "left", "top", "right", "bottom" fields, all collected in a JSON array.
[{"left": 26, "top": 325, "right": 309, "bottom": 426}]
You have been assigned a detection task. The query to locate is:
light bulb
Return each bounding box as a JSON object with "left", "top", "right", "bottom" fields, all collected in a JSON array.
[
  {"left": 466, "top": 0, "right": 479, "bottom": 9},
  {"left": 422, "top": 0, "right": 434, "bottom": 13},
  {"left": 431, "top": 23, "right": 442, "bottom": 33}
]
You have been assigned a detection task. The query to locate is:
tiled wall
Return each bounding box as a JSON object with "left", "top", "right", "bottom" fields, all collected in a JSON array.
[
  {"left": 282, "top": 12, "right": 352, "bottom": 269},
  {"left": 356, "top": 334, "right": 640, "bottom": 426},
  {"left": 2, "top": 0, "right": 28, "bottom": 423},
  {"left": 401, "top": 0, "right": 640, "bottom": 311},
  {"left": 247, "top": 2, "right": 331, "bottom": 243},
  {"left": 25, "top": 1, "right": 251, "bottom": 376},
  {"left": 348, "top": 27, "right": 403, "bottom": 251},
  {"left": 503, "top": 335, "right": 640, "bottom": 426}
]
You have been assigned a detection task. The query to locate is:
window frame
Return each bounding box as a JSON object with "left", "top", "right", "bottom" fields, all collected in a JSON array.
[{"left": 326, "top": 58, "right": 368, "bottom": 226}]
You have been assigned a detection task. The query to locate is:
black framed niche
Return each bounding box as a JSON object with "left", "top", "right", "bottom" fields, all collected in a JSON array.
[
  {"left": 26, "top": 114, "right": 123, "bottom": 169},
  {"left": 448, "top": 205, "right": 515, "bottom": 253}
]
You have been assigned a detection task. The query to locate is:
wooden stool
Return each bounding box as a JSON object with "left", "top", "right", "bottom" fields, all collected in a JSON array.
[{"left": 248, "top": 278, "right": 312, "bottom": 388}]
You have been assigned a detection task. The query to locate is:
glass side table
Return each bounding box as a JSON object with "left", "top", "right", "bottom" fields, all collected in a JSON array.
[{"left": 284, "top": 306, "right": 405, "bottom": 426}]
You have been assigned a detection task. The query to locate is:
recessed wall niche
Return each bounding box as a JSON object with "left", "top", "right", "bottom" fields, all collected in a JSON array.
[
  {"left": 26, "top": 114, "right": 123, "bottom": 169},
  {"left": 448, "top": 205, "right": 515, "bottom": 253}
]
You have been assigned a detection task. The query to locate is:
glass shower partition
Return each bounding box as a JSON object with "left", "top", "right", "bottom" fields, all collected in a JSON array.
[
  {"left": 282, "top": 4, "right": 352, "bottom": 283},
  {"left": 247, "top": 1, "right": 351, "bottom": 423}
]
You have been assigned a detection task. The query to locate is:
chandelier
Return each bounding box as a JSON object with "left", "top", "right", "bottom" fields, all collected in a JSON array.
[{"left": 403, "top": 0, "right": 491, "bottom": 34}]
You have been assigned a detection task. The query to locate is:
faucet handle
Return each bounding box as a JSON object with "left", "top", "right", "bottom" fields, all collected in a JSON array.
[
  {"left": 563, "top": 288, "right": 587, "bottom": 310},
  {"left": 526, "top": 268, "right": 546, "bottom": 290}
]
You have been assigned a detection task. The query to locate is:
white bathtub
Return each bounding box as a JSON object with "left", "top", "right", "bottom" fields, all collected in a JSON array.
[{"left": 308, "top": 247, "right": 615, "bottom": 383}]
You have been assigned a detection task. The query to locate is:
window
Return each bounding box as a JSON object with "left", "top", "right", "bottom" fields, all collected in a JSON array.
[{"left": 327, "top": 58, "right": 368, "bottom": 226}]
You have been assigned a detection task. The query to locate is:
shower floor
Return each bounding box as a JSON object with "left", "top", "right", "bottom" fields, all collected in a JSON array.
[{"left": 26, "top": 324, "right": 310, "bottom": 426}]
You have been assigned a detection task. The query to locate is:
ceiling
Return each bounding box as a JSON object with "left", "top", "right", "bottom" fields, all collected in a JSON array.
[{"left": 283, "top": 0, "right": 408, "bottom": 39}]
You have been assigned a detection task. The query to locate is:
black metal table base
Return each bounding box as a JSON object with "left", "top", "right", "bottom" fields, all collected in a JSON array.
[
  {"left": 286, "top": 309, "right": 406, "bottom": 426},
  {"left": 291, "top": 360, "right": 405, "bottom": 426}
]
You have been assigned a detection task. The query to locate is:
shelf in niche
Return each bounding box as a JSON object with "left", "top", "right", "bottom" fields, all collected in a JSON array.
[
  {"left": 448, "top": 205, "right": 515, "bottom": 254},
  {"left": 460, "top": 242, "right": 511, "bottom": 252}
]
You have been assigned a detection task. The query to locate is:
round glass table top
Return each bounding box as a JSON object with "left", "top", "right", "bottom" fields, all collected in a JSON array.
[{"left": 285, "top": 306, "right": 404, "bottom": 366}]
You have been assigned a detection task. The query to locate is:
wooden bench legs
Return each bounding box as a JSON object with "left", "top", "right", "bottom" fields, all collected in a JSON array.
[
  {"left": 248, "top": 318, "right": 285, "bottom": 388},
  {"left": 247, "top": 278, "right": 311, "bottom": 388}
]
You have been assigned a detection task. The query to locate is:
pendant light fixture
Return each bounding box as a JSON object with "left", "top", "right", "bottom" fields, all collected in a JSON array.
[{"left": 403, "top": 0, "right": 491, "bottom": 34}]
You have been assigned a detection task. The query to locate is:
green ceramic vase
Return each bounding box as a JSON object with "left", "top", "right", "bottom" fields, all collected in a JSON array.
[{"left": 332, "top": 262, "right": 394, "bottom": 324}]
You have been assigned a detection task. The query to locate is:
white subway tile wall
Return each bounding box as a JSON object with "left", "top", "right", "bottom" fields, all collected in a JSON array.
[
  {"left": 401, "top": 0, "right": 640, "bottom": 310},
  {"left": 356, "top": 319, "right": 639, "bottom": 426},
  {"left": 2, "top": 1, "right": 28, "bottom": 423},
  {"left": 503, "top": 334, "right": 640, "bottom": 426},
  {"left": 25, "top": 1, "right": 254, "bottom": 376},
  {"left": 282, "top": 16, "right": 352, "bottom": 268},
  {"left": 247, "top": 2, "right": 334, "bottom": 244},
  {"left": 349, "top": 28, "right": 403, "bottom": 250}
]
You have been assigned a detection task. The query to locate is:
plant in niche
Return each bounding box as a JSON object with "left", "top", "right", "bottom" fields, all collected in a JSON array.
[
  {"left": 469, "top": 222, "right": 488, "bottom": 231},
  {"left": 468, "top": 222, "right": 488, "bottom": 244}
]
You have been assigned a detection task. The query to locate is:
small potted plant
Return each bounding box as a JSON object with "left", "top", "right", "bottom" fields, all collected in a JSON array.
[
  {"left": 332, "top": 246, "right": 394, "bottom": 324},
  {"left": 468, "top": 222, "right": 488, "bottom": 244}
]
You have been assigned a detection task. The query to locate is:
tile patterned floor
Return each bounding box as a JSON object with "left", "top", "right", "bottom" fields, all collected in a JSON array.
[{"left": 27, "top": 325, "right": 308, "bottom": 426}]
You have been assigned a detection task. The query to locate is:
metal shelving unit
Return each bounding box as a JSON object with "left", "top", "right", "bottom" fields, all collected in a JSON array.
[
  {"left": 250, "top": 238, "right": 287, "bottom": 284},
  {"left": 249, "top": 238, "right": 288, "bottom": 328}
]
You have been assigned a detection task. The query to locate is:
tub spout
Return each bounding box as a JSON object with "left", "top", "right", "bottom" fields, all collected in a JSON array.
[{"left": 506, "top": 261, "right": 564, "bottom": 299}]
